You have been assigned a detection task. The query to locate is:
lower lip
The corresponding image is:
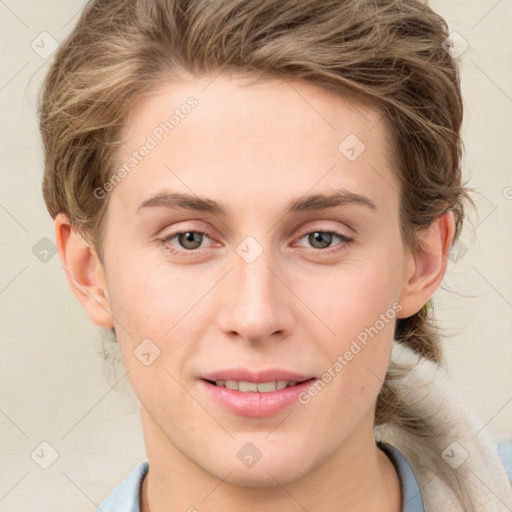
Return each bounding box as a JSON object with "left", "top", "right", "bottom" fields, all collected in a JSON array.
[{"left": 198, "top": 378, "right": 317, "bottom": 417}]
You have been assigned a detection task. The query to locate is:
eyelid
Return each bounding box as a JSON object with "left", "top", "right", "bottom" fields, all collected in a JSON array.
[
  {"left": 159, "top": 219, "right": 216, "bottom": 242},
  {"left": 159, "top": 222, "right": 354, "bottom": 256},
  {"left": 294, "top": 220, "right": 354, "bottom": 242},
  {"left": 158, "top": 226, "right": 218, "bottom": 257},
  {"left": 165, "top": 228, "right": 213, "bottom": 240},
  {"left": 295, "top": 222, "right": 352, "bottom": 238},
  {"left": 293, "top": 228, "right": 354, "bottom": 252}
]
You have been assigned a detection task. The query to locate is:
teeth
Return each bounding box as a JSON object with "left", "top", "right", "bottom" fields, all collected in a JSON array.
[
  {"left": 224, "top": 380, "right": 238, "bottom": 390},
  {"left": 239, "top": 381, "right": 258, "bottom": 392},
  {"left": 213, "top": 379, "right": 299, "bottom": 392}
]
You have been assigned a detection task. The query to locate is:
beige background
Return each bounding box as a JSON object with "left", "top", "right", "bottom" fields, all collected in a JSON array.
[{"left": 0, "top": 0, "right": 511, "bottom": 509}]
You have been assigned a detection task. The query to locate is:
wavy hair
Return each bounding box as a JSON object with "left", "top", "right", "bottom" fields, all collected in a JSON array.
[{"left": 37, "top": 0, "right": 475, "bottom": 493}]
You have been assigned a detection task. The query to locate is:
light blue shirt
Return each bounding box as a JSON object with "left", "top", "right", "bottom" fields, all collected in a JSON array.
[
  {"left": 378, "top": 442, "right": 426, "bottom": 511},
  {"left": 95, "top": 441, "right": 512, "bottom": 512}
]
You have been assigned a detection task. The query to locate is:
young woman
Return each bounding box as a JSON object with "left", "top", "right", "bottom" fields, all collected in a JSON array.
[{"left": 37, "top": 0, "right": 512, "bottom": 510}]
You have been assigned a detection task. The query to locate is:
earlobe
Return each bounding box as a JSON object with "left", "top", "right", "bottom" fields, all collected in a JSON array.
[
  {"left": 54, "top": 213, "right": 114, "bottom": 329},
  {"left": 397, "top": 210, "right": 456, "bottom": 319}
]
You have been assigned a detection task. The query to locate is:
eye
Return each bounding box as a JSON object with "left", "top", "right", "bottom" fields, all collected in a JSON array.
[
  {"left": 160, "top": 229, "right": 213, "bottom": 254},
  {"left": 159, "top": 228, "right": 353, "bottom": 258},
  {"left": 296, "top": 229, "right": 354, "bottom": 254}
]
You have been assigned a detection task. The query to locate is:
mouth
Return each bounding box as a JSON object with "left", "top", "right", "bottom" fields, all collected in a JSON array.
[
  {"left": 199, "top": 376, "right": 318, "bottom": 417},
  {"left": 202, "top": 377, "right": 316, "bottom": 393}
]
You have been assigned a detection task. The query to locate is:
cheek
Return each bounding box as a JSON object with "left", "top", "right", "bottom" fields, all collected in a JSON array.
[
  {"left": 104, "top": 254, "right": 214, "bottom": 392},
  {"left": 105, "top": 252, "right": 206, "bottom": 340},
  {"left": 301, "top": 257, "right": 402, "bottom": 339},
  {"left": 297, "top": 256, "right": 401, "bottom": 406}
]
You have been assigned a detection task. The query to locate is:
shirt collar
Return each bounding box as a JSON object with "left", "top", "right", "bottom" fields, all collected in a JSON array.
[
  {"left": 96, "top": 460, "right": 148, "bottom": 512},
  {"left": 97, "top": 445, "right": 425, "bottom": 512},
  {"left": 378, "top": 441, "right": 426, "bottom": 512}
]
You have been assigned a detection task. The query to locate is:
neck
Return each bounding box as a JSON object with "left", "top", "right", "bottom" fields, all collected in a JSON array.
[{"left": 140, "top": 408, "right": 401, "bottom": 512}]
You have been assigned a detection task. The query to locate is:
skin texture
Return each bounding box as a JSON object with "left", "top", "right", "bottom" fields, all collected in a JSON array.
[{"left": 54, "top": 73, "right": 455, "bottom": 512}]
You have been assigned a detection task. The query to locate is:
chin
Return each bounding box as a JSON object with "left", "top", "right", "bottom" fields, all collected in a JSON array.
[
  {"left": 202, "top": 452, "right": 313, "bottom": 488},
  {"left": 219, "top": 465, "right": 306, "bottom": 488}
]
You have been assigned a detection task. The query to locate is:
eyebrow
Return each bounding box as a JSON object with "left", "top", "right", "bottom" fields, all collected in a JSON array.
[{"left": 136, "top": 189, "right": 378, "bottom": 215}]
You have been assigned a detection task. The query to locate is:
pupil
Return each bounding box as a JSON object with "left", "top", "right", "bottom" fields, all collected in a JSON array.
[
  {"left": 310, "top": 231, "right": 332, "bottom": 249},
  {"left": 179, "top": 232, "right": 202, "bottom": 249}
]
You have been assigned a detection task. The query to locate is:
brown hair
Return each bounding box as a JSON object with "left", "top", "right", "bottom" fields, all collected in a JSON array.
[{"left": 38, "top": 0, "right": 474, "bottom": 459}]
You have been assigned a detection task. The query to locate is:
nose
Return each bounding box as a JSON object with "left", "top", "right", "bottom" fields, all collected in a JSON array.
[{"left": 216, "top": 247, "right": 295, "bottom": 344}]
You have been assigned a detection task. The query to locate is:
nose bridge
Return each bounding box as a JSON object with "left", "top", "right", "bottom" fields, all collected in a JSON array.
[
  {"left": 219, "top": 241, "right": 292, "bottom": 341},
  {"left": 238, "top": 252, "right": 273, "bottom": 306}
]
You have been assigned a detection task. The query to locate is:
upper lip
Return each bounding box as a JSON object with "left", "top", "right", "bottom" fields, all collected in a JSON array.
[{"left": 200, "top": 368, "right": 316, "bottom": 383}]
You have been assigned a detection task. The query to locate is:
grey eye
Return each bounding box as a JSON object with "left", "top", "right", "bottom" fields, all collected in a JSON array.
[
  {"left": 307, "top": 231, "right": 335, "bottom": 249},
  {"left": 177, "top": 231, "right": 204, "bottom": 250}
]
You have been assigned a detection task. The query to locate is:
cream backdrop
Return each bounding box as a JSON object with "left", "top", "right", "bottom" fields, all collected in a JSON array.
[{"left": 0, "top": 0, "right": 511, "bottom": 510}]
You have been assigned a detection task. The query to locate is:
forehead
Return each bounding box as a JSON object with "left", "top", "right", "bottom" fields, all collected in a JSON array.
[{"left": 111, "top": 73, "right": 399, "bottom": 216}]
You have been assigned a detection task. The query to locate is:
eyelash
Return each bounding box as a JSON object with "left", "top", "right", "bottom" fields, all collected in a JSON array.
[
  {"left": 159, "top": 228, "right": 354, "bottom": 257},
  {"left": 296, "top": 229, "right": 354, "bottom": 255},
  {"left": 160, "top": 229, "right": 214, "bottom": 258}
]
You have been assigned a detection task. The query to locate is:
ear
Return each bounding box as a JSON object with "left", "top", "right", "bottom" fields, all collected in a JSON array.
[
  {"left": 54, "top": 213, "right": 114, "bottom": 328},
  {"left": 397, "top": 209, "right": 456, "bottom": 319}
]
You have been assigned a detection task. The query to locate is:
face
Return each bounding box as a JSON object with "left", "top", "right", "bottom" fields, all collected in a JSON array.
[{"left": 93, "top": 73, "right": 413, "bottom": 486}]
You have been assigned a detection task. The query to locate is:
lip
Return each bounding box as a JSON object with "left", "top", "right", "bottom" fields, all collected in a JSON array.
[
  {"left": 199, "top": 368, "right": 315, "bottom": 383},
  {"left": 198, "top": 377, "right": 318, "bottom": 417}
]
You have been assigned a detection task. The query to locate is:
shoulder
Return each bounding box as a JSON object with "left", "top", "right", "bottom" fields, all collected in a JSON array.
[
  {"left": 497, "top": 439, "right": 512, "bottom": 487},
  {"left": 94, "top": 460, "right": 148, "bottom": 512}
]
